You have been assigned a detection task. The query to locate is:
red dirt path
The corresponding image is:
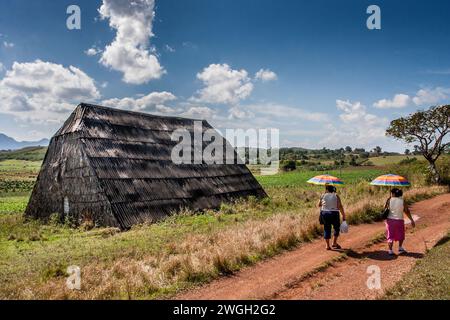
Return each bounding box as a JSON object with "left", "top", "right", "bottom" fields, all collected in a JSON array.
[{"left": 176, "top": 193, "right": 450, "bottom": 300}]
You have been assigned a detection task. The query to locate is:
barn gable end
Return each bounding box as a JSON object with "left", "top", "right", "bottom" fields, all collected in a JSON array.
[{"left": 25, "top": 103, "right": 267, "bottom": 229}]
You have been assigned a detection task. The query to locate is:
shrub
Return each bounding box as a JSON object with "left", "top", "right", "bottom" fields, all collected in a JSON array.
[{"left": 281, "top": 160, "right": 297, "bottom": 172}]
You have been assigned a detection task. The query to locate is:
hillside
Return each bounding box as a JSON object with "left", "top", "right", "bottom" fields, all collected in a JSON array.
[
  {"left": 0, "top": 133, "right": 49, "bottom": 151},
  {"left": 0, "top": 147, "right": 47, "bottom": 162}
]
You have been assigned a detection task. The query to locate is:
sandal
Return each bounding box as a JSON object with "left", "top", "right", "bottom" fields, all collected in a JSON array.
[{"left": 332, "top": 244, "right": 342, "bottom": 249}]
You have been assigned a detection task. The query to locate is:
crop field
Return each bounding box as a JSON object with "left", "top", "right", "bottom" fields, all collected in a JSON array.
[
  {"left": 0, "top": 155, "right": 448, "bottom": 299},
  {"left": 257, "top": 168, "right": 384, "bottom": 188},
  {"left": 368, "top": 155, "right": 422, "bottom": 166},
  {"left": 0, "top": 147, "right": 47, "bottom": 162}
]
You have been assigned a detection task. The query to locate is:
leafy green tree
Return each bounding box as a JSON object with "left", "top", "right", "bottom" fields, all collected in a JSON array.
[
  {"left": 373, "top": 146, "right": 382, "bottom": 155},
  {"left": 386, "top": 105, "right": 450, "bottom": 183}
]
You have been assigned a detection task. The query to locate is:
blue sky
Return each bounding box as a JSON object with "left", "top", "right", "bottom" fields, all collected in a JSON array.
[{"left": 0, "top": 0, "right": 449, "bottom": 151}]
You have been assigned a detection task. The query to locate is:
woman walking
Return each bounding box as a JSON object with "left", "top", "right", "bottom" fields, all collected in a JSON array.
[
  {"left": 384, "top": 188, "right": 416, "bottom": 255},
  {"left": 318, "top": 185, "right": 346, "bottom": 250}
]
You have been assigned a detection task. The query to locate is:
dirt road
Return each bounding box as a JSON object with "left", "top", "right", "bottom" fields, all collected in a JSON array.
[{"left": 176, "top": 193, "right": 450, "bottom": 300}]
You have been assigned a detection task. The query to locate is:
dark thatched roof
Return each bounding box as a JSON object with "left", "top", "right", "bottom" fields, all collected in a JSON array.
[{"left": 25, "top": 103, "right": 266, "bottom": 229}]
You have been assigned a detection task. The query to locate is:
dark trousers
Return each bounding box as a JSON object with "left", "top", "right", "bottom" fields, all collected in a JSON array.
[{"left": 321, "top": 210, "right": 340, "bottom": 239}]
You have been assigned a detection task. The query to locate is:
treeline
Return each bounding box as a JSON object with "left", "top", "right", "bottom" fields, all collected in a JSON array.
[{"left": 279, "top": 146, "right": 400, "bottom": 162}]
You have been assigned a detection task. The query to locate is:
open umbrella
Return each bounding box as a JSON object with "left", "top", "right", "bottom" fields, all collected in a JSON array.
[
  {"left": 370, "top": 174, "right": 411, "bottom": 187},
  {"left": 307, "top": 174, "right": 344, "bottom": 186}
]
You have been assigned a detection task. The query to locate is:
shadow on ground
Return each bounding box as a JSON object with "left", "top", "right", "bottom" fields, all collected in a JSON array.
[{"left": 345, "top": 249, "right": 424, "bottom": 261}]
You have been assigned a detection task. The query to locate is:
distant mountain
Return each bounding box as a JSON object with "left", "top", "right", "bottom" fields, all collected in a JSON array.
[{"left": 0, "top": 133, "right": 49, "bottom": 151}]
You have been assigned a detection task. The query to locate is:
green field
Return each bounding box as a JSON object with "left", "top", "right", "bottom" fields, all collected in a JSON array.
[
  {"left": 257, "top": 168, "right": 384, "bottom": 188},
  {"left": 0, "top": 159, "right": 41, "bottom": 194},
  {"left": 0, "top": 159, "right": 42, "bottom": 175},
  {"left": 368, "top": 155, "right": 422, "bottom": 166},
  {"left": 0, "top": 195, "right": 30, "bottom": 214},
  {"left": 0, "top": 153, "right": 448, "bottom": 299},
  {"left": 0, "top": 146, "right": 47, "bottom": 162}
]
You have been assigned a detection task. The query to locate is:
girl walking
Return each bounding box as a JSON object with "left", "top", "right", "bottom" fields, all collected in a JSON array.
[{"left": 384, "top": 188, "right": 416, "bottom": 255}]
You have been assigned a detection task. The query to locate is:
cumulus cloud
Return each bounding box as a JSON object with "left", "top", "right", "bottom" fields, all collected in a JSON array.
[
  {"left": 182, "top": 106, "right": 216, "bottom": 119},
  {"left": 320, "top": 100, "right": 389, "bottom": 148},
  {"left": 255, "top": 68, "right": 277, "bottom": 82},
  {"left": 228, "top": 106, "right": 255, "bottom": 120},
  {"left": 85, "top": 47, "right": 102, "bottom": 56},
  {"left": 98, "top": 0, "right": 165, "bottom": 84},
  {"left": 0, "top": 60, "right": 100, "bottom": 122},
  {"left": 373, "top": 93, "right": 411, "bottom": 109},
  {"left": 412, "top": 87, "right": 450, "bottom": 106},
  {"left": 102, "top": 91, "right": 177, "bottom": 113},
  {"left": 192, "top": 64, "right": 254, "bottom": 105}
]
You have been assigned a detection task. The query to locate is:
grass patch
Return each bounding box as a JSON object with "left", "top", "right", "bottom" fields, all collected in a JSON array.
[
  {"left": 0, "top": 185, "right": 445, "bottom": 299},
  {"left": 0, "top": 195, "right": 30, "bottom": 214},
  {"left": 368, "top": 155, "right": 421, "bottom": 166},
  {"left": 0, "top": 156, "right": 448, "bottom": 299},
  {"left": 383, "top": 233, "right": 450, "bottom": 300},
  {"left": 0, "top": 147, "right": 47, "bottom": 162},
  {"left": 256, "top": 168, "right": 384, "bottom": 188}
]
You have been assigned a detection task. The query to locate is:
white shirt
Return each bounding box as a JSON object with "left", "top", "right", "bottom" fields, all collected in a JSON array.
[
  {"left": 388, "top": 197, "right": 404, "bottom": 220},
  {"left": 321, "top": 193, "right": 339, "bottom": 211}
]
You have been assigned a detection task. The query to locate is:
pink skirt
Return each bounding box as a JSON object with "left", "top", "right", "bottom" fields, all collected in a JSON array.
[{"left": 386, "top": 219, "right": 405, "bottom": 242}]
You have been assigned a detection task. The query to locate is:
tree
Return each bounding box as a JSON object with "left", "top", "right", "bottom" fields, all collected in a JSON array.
[
  {"left": 373, "top": 146, "right": 382, "bottom": 155},
  {"left": 345, "top": 146, "right": 352, "bottom": 153},
  {"left": 404, "top": 149, "right": 410, "bottom": 155},
  {"left": 281, "top": 160, "right": 297, "bottom": 172},
  {"left": 386, "top": 105, "right": 450, "bottom": 183}
]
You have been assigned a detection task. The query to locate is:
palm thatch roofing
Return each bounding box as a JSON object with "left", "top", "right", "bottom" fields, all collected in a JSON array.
[{"left": 25, "top": 103, "right": 266, "bottom": 229}]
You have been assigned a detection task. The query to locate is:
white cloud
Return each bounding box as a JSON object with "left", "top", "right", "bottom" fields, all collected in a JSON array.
[
  {"left": 101, "top": 91, "right": 177, "bottom": 113},
  {"left": 228, "top": 106, "right": 255, "bottom": 120},
  {"left": 101, "top": 81, "right": 108, "bottom": 88},
  {"left": 182, "top": 106, "right": 216, "bottom": 119},
  {"left": 320, "top": 100, "right": 389, "bottom": 148},
  {"left": 0, "top": 60, "right": 100, "bottom": 122},
  {"left": 373, "top": 93, "right": 410, "bottom": 109},
  {"left": 85, "top": 47, "right": 102, "bottom": 56},
  {"left": 255, "top": 69, "right": 277, "bottom": 82},
  {"left": 3, "top": 41, "right": 14, "bottom": 48},
  {"left": 192, "top": 64, "right": 253, "bottom": 105},
  {"left": 99, "top": 0, "right": 165, "bottom": 84},
  {"left": 412, "top": 87, "right": 450, "bottom": 106},
  {"left": 164, "top": 44, "right": 175, "bottom": 53},
  {"left": 0, "top": 62, "right": 4, "bottom": 72},
  {"left": 247, "top": 103, "right": 328, "bottom": 122}
]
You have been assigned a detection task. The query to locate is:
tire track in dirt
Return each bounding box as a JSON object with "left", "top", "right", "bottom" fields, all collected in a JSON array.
[{"left": 176, "top": 193, "right": 450, "bottom": 300}]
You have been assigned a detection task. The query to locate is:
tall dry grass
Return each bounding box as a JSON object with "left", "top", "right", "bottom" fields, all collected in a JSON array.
[{"left": 4, "top": 185, "right": 446, "bottom": 300}]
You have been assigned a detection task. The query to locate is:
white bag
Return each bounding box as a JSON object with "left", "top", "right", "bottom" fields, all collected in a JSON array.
[{"left": 340, "top": 221, "right": 349, "bottom": 234}]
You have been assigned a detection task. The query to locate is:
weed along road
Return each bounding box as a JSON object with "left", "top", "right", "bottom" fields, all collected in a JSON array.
[{"left": 176, "top": 193, "right": 450, "bottom": 300}]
